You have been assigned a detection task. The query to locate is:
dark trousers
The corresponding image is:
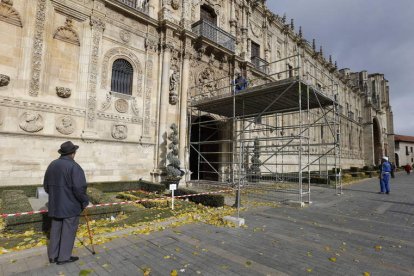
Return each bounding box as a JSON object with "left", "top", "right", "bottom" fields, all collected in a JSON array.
[
  {"left": 48, "top": 216, "right": 80, "bottom": 261},
  {"left": 380, "top": 173, "right": 390, "bottom": 193}
]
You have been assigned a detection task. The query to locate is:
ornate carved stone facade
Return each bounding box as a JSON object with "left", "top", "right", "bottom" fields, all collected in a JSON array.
[{"left": 0, "top": 0, "right": 394, "bottom": 186}]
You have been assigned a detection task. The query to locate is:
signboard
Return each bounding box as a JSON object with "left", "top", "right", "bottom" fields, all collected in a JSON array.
[{"left": 169, "top": 184, "right": 177, "bottom": 191}]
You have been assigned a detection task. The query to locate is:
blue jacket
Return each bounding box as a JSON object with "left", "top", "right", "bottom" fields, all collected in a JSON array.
[
  {"left": 43, "top": 156, "right": 89, "bottom": 218},
  {"left": 380, "top": 161, "right": 392, "bottom": 173}
]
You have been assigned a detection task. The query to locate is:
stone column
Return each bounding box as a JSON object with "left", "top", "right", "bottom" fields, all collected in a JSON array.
[
  {"left": 179, "top": 46, "right": 191, "bottom": 174},
  {"left": 156, "top": 42, "right": 173, "bottom": 170}
]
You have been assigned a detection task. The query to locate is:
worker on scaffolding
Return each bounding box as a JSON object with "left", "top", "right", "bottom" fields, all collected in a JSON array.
[{"left": 234, "top": 72, "right": 248, "bottom": 93}]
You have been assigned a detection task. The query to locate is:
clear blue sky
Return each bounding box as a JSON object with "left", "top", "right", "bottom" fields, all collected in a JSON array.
[{"left": 267, "top": 0, "right": 414, "bottom": 135}]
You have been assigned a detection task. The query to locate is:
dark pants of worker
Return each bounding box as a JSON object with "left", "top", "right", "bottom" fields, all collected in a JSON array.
[
  {"left": 380, "top": 173, "right": 390, "bottom": 193},
  {"left": 48, "top": 216, "right": 80, "bottom": 262}
]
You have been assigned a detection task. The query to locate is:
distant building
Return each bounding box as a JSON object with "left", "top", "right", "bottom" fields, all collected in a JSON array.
[{"left": 394, "top": 135, "right": 414, "bottom": 167}]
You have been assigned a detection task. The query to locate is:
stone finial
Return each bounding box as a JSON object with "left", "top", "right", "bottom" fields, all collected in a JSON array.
[
  {"left": 319, "top": 46, "right": 323, "bottom": 57},
  {"left": 282, "top": 13, "right": 286, "bottom": 24},
  {"left": 335, "top": 61, "right": 338, "bottom": 69},
  {"left": 329, "top": 55, "right": 333, "bottom": 64},
  {"left": 290, "top": 19, "right": 294, "bottom": 30},
  {"left": 298, "top": 26, "right": 302, "bottom": 38},
  {"left": 312, "top": 39, "right": 316, "bottom": 51}
]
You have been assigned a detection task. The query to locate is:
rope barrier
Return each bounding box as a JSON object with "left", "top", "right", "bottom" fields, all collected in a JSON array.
[{"left": 0, "top": 189, "right": 234, "bottom": 218}]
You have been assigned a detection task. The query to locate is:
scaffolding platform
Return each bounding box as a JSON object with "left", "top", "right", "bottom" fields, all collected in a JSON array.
[{"left": 191, "top": 77, "right": 336, "bottom": 118}]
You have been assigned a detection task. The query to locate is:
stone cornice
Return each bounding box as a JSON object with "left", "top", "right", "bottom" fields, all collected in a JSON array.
[{"left": 0, "top": 96, "right": 85, "bottom": 117}]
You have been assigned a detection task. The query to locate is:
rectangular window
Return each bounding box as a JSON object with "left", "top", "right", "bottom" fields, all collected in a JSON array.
[
  {"left": 411, "top": 147, "right": 413, "bottom": 153},
  {"left": 406, "top": 146, "right": 409, "bottom": 155},
  {"left": 251, "top": 41, "right": 260, "bottom": 58}
]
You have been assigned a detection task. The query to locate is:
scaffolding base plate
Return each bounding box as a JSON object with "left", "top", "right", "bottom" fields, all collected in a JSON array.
[
  {"left": 285, "top": 200, "right": 306, "bottom": 208},
  {"left": 223, "top": 216, "right": 245, "bottom": 227}
]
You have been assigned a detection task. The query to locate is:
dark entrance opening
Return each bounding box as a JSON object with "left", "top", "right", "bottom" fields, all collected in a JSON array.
[
  {"left": 190, "top": 116, "right": 219, "bottom": 181},
  {"left": 373, "top": 118, "right": 382, "bottom": 166}
]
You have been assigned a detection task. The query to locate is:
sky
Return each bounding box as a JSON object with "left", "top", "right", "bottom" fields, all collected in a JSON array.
[{"left": 267, "top": 0, "right": 414, "bottom": 136}]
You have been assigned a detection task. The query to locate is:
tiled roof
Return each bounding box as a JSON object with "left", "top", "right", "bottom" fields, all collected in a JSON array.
[{"left": 395, "top": 134, "right": 414, "bottom": 143}]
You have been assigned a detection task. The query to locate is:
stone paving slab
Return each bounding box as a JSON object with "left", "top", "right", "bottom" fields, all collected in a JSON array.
[{"left": 0, "top": 172, "right": 413, "bottom": 275}]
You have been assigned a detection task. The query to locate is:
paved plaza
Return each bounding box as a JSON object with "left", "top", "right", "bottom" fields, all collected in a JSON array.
[{"left": 1, "top": 173, "right": 413, "bottom": 275}]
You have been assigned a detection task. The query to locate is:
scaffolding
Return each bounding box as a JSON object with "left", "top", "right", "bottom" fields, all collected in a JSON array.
[{"left": 188, "top": 52, "right": 342, "bottom": 206}]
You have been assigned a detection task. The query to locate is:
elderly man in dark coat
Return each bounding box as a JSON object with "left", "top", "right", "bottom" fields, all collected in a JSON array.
[{"left": 44, "top": 141, "right": 89, "bottom": 265}]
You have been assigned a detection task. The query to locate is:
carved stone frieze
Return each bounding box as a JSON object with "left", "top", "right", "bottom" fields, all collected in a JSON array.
[
  {"left": 0, "top": 74, "right": 10, "bottom": 87},
  {"left": 29, "top": 0, "right": 47, "bottom": 97},
  {"left": 143, "top": 87, "right": 152, "bottom": 136},
  {"left": 53, "top": 18, "right": 80, "bottom": 46},
  {"left": 111, "top": 124, "right": 127, "bottom": 140},
  {"left": 101, "top": 47, "right": 143, "bottom": 97},
  {"left": 56, "top": 86, "right": 71, "bottom": 98},
  {"left": 115, "top": 98, "right": 128, "bottom": 113},
  {"left": 0, "top": 96, "right": 85, "bottom": 116},
  {"left": 19, "top": 112, "right": 43, "bottom": 133},
  {"left": 0, "top": 0, "right": 23, "bottom": 27},
  {"left": 97, "top": 112, "right": 142, "bottom": 124},
  {"left": 56, "top": 115, "right": 75, "bottom": 135},
  {"left": 119, "top": 29, "right": 130, "bottom": 43}
]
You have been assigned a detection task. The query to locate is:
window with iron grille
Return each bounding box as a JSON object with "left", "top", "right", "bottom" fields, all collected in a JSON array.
[{"left": 111, "top": 59, "right": 133, "bottom": 95}]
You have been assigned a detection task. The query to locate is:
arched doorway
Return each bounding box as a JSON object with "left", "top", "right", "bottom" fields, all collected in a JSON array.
[
  {"left": 190, "top": 116, "right": 219, "bottom": 181},
  {"left": 373, "top": 118, "right": 382, "bottom": 165},
  {"left": 395, "top": 153, "right": 399, "bottom": 167}
]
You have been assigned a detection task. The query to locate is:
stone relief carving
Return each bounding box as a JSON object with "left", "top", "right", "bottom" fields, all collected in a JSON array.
[
  {"left": 29, "top": 0, "right": 46, "bottom": 97},
  {"left": 119, "top": 30, "right": 130, "bottom": 43},
  {"left": 19, "top": 112, "right": 43, "bottom": 133},
  {"left": 0, "top": 74, "right": 10, "bottom": 87},
  {"left": 53, "top": 18, "right": 80, "bottom": 46},
  {"left": 115, "top": 98, "right": 128, "bottom": 113},
  {"left": 0, "top": 0, "right": 23, "bottom": 27},
  {"left": 56, "top": 115, "right": 75, "bottom": 135},
  {"left": 101, "top": 47, "right": 143, "bottom": 97},
  {"left": 145, "top": 38, "right": 159, "bottom": 53},
  {"left": 198, "top": 67, "right": 217, "bottom": 94},
  {"left": 171, "top": 0, "right": 180, "bottom": 10},
  {"left": 143, "top": 87, "right": 152, "bottom": 136},
  {"left": 56, "top": 86, "right": 71, "bottom": 98},
  {"left": 100, "top": 92, "right": 112, "bottom": 111},
  {"left": 111, "top": 124, "right": 127, "bottom": 140},
  {"left": 85, "top": 17, "right": 105, "bottom": 129},
  {"left": 249, "top": 21, "right": 262, "bottom": 38},
  {"left": 131, "top": 97, "right": 140, "bottom": 116},
  {"left": 169, "top": 70, "right": 179, "bottom": 105}
]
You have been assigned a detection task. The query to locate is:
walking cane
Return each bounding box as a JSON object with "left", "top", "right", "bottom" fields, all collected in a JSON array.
[{"left": 83, "top": 208, "right": 96, "bottom": 255}]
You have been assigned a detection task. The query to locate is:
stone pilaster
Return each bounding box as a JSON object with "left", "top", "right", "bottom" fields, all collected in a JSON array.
[
  {"left": 81, "top": 17, "right": 105, "bottom": 141},
  {"left": 179, "top": 44, "right": 191, "bottom": 170}
]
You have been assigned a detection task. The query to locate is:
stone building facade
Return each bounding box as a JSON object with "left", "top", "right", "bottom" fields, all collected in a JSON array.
[{"left": 0, "top": 0, "right": 394, "bottom": 186}]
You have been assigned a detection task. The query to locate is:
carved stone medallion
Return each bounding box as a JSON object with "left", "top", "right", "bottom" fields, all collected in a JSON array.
[
  {"left": 111, "top": 124, "right": 127, "bottom": 140},
  {"left": 19, "top": 112, "right": 43, "bottom": 132},
  {"left": 119, "top": 30, "right": 130, "bottom": 43},
  {"left": 56, "top": 86, "right": 71, "bottom": 98},
  {"left": 114, "top": 98, "right": 128, "bottom": 113},
  {"left": 56, "top": 115, "right": 75, "bottom": 135},
  {"left": 0, "top": 74, "right": 10, "bottom": 87}
]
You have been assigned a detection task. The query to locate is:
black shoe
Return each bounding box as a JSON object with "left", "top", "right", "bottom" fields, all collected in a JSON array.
[
  {"left": 49, "top": 257, "right": 57, "bottom": 263},
  {"left": 56, "top": 256, "right": 79, "bottom": 265},
  {"left": 377, "top": 192, "right": 384, "bottom": 194},
  {"left": 386, "top": 192, "right": 390, "bottom": 194}
]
